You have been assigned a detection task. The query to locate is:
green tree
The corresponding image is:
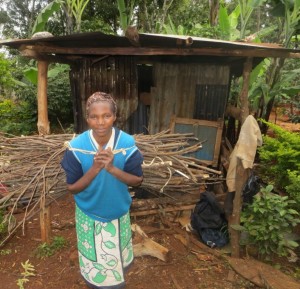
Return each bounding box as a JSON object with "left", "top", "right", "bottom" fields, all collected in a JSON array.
[
  {"left": 261, "top": 0, "right": 300, "bottom": 128},
  {"left": 0, "top": 53, "right": 15, "bottom": 95},
  {"left": 1, "top": 0, "right": 45, "bottom": 39}
]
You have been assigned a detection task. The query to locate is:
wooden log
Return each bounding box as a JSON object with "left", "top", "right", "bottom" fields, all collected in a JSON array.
[{"left": 131, "top": 224, "right": 169, "bottom": 261}]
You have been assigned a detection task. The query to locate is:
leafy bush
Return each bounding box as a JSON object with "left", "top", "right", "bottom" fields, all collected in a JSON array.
[
  {"left": 286, "top": 170, "right": 300, "bottom": 211},
  {"left": 0, "top": 99, "right": 36, "bottom": 135},
  {"left": 258, "top": 120, "right": 300, "bottom": 192},
  {"left": 240, "top": 185, "right": 300, "bottom": 258},
  {"left": 0, "top": 53, "right": 15, "bottom": 93}
]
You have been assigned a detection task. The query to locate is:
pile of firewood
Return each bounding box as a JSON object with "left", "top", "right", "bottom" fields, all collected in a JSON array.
[
  {"left": 0, "top": 130, "right": 223, "bottom": 245},
  {"left": 135, "top": 130, "right": 222, "bottom": 198}
]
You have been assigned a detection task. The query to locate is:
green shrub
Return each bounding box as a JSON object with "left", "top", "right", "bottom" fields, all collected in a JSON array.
[
  {"left": 258, "top": 120, "right": 300, "bottom": 192},
  {"left": 286, "top": 170, "right": 300, "bottom": 211},
  {"left": 240, "top": 185, "right": 300, "bottom": 258},
  {"left": 34, "top": 236, "right": 67, "bottom": 259},
  {"left": 0, "top": 99, "right": 36, "bottom": 135}
]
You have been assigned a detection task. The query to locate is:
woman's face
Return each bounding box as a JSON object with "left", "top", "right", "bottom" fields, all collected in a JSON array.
[{"left": 86, "top": 101, "right": 116, "bottom": 141}]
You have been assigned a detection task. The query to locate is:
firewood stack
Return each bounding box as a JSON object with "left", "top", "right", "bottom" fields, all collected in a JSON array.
[
  {"left": 0, "top": 130, "right": 223, "bottom": 245},
  {"left": 135, "top": 130, "right": 222, "bottom": 197}
]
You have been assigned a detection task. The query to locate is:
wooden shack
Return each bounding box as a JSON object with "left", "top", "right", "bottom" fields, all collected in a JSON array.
[
  {"left": 1, "top": 31, "right": 299, "bottom": 167},
  {"left": 1, "top": 32, "right": 300, "bottom": 255}
]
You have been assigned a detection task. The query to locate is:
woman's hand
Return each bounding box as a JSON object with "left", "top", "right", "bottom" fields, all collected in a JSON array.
[
  {"left": 97, "top": 147, "right": 114, "bottom": 172},
  {"left": 92, "top": 149, "right": 105, "bottom": 172}
]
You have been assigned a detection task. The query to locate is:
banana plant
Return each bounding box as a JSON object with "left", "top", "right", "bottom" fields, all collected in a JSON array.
[
  {"left": 239, "top": 0, "right": 266, "bottom": 39},
  {"left": 23, "top": 64, "right": 70, "bottom": 86},
  {"left": 218, "top": 2, "right": 241, "bottom": 40},
  {"left": 117, "top": 0, "right": 136, "bottom": 33},
  {"left": 66, "top": 0, "right": 90, "bottom": 32},
  {"left": 270, "top": 0, "right": 300, "bottom": 47},
  {"left": 32, "top": 0, "right": 91, "bottom": 35},
  {"left": 31, "top": 1, "right": 61, "bottom": 35}
]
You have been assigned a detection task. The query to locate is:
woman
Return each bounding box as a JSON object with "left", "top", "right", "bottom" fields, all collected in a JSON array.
[{"left": 61, "top": 92, "right": 143, "bottom": 289}]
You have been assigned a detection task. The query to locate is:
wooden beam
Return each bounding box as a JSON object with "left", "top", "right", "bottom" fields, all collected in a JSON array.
[
  {"left": 37, "top": 60, "right": 50, "bottom": 135},
  {"left": 20, "top": 48, "right": 76, "bottom": 64},
  {"left": 22, "top": 45, "right": 300, "bottom": 59}
]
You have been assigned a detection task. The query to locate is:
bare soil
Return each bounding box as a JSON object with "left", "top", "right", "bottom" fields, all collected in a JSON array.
[
  {"left": 0, "top": 193, "right": 250, "bottom": 289},
  {"left": 0, "top": 192, "right": 299, "bottom": 289}
]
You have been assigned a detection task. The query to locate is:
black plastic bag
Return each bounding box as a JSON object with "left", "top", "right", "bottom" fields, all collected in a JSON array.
[
  {"left": 242, "top": 173, "right": 260, "bottom": 206},
  {"left": 191, "top": 191, "right": 229, "bottom": 248}
]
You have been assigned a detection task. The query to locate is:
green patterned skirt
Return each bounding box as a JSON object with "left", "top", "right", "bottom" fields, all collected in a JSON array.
[{"left": 75, "top": 206, "right": 134, "bottom": 288}]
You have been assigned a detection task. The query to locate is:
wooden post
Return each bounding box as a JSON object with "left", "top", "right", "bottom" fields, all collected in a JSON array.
[
  {"left": 37, "top": 60, "right": 50, "bottom": 135},
  {"left": 37, "top": 60, "right": 51, "bottom": 243},
  {"left": 40, "top": 194, "right": 51, "bottom": 244},
  {"left": 229, "top": 57, "right": 253, "bottom": 258},
  {"left": 230, "top": 160, "right": 250, "bottom": 257}
]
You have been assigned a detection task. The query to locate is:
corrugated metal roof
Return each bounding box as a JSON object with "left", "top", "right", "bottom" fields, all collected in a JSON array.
[{"left": 0, "top": 31, "right": 298, "bottom": 54}]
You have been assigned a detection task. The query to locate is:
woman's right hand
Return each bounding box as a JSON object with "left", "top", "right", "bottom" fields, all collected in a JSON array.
[{"left": 92, "top": 150, "right": 105, "bottom": 172}]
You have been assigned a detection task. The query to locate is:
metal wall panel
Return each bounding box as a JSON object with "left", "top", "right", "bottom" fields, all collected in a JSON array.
[
  {"left": 194, "top": 84, "right": 228, "bottom": 121},
  {"left": 149, "top": 63, "right": 230, "bottom": 133}
]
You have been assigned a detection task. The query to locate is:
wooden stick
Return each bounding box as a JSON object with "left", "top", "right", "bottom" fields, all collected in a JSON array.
[{"left": 130, "top": 204, "right": 195, "bottom": 217}]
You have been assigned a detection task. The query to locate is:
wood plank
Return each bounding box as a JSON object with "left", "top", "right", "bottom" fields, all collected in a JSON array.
[{"left": 22, "top": 45, "right": 300, "bottom": 58}]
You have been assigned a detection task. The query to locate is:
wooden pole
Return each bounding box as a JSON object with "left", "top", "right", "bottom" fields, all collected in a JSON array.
[
  {"left": 40, "top": 194, "right": 51, "bottom": 244},
  {"left": 229, "top": 160, "right": 250, "bottom": 258},
  {"left": 229, "top": 57, "right": 252, "bottom": 258},
  {"left": 37, "top": 60, "right": 50, "bottom": 135},
  {"left": 37, "top": 60, "right": 51, "bottom": 243}
]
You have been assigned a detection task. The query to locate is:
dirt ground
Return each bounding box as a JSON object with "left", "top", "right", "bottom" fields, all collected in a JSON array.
[
  {"left": 1, "top": 191, "right": 300, "bottom": 289},
  {"left": 0, "top": 112, "right": 299, "bottom": 289},
  {"left": 0, "top": 193, "right": 263, "bottom": 289}
]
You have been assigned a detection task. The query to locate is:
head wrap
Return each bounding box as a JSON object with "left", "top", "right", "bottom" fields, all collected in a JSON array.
[{"left": 86, "top": 92, "right": 117, "bottom": 116}]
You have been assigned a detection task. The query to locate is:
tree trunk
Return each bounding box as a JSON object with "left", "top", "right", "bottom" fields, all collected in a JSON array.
[
  {"left": 209, "top": 0, "right": 219, "bottom": 26},
  {"left": 261, "top": 57, "right": 285, "bottom": 134}
]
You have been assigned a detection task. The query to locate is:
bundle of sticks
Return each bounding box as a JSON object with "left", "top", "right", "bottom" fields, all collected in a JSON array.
[
  {"left": 135, "top": 130, "right": 222, "bottom": 198},
  {"left": 0, "top": 130, "right": 223, "bottom": 245}
]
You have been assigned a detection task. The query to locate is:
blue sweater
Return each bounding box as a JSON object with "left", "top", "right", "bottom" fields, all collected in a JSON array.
[{"left": 61, "top": 128, "right": 143, "bottom": 222}]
